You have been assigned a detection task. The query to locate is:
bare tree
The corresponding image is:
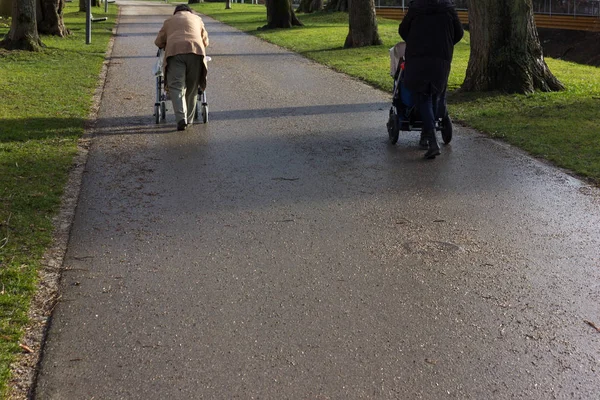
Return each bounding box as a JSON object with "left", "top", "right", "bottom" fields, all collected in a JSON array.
[
  {"left": 297, "top": 0, "right": 323, "bottom": 13},
  {"left": 0, "top": 0, "right": 43, "bottom": 50},
  {"left": 344, "top": 0, "right": 381, "bottom": 48},
  {"left": 260, "top": 0, "right": 302, "bottom": 30},
  {"left": 38, "top": 0, "right": 69, "bottom": 36},
  {"left": 463, "top": 0, "right": 563, "bottom": 93}
]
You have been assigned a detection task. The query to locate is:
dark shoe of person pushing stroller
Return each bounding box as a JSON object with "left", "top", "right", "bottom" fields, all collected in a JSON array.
[
  {"left": 423, "top": 129, "right": 441, "bottom": 159},
  {"left": 177, "top": 119, "right": 187, "bottom": 131},
  {"left": 419, "top": 131, "right": 429, "bottom": 149}
]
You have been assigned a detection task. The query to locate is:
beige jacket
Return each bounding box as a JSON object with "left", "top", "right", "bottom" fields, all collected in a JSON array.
[{"left": 154, "top": 11, "right": 209, "bottom": 89}]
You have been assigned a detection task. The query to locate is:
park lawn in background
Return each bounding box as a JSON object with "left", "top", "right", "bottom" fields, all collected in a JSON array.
[
  {"left": 193, "top": 3, "right": 600, "bottom": 184},
  {"left": 0, "top": 4, "right": 116, "bottom": 396}
]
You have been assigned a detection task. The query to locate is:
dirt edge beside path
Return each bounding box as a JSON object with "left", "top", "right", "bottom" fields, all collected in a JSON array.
[{"left": 6, "top": 11, "right": 121, "bottom": 399}]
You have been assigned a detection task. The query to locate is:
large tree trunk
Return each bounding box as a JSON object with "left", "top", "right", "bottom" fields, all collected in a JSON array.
[
  {"left": 297, "top": 0, "right": 322, "bottom": 13},
  {"left": 38, "top": 0, "right": 69, "bottom": 36},
  {"left": 225, "top": 0, "right": 231, "bottom": 9},
  {"left": 325, "top": 0, "right": 347, "bottom": 12},
  {"left": 462, "top": 0, "right": 564, "bottom": 94},
  {"left": 260, "top": 0, "right": 302, "bottom": 30},
  {"left": 344, "top": 0, "right": 381, "bottom": 48},
  {"left": 0, "top": 0, "right": 43, "bottom": 50},
  {"left": 188, "top": 0, "right": 202, "bottom": 4}
]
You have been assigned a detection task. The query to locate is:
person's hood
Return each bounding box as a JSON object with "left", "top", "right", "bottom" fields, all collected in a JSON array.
[{"left": 409, "top": 0, "right": 455, "bottom": 14}]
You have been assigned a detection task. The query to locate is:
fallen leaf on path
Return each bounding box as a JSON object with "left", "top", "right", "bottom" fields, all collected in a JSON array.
[
  {"left": 584, "top": 320, "right": 600, "bottom": 333},
  {"left": 19, "top": 344, "right": 33, "bottom": 353}
]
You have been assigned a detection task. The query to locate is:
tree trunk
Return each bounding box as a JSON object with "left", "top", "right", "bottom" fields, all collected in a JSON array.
[
  {"left": 188, "top": 0, "right": 202, "bottom": 4},
  {"left": 344, "top": 0, "right": 381, "bottom": 48},
  {"left": 297, "top": 0, "right": 322, "bottom": 13},
  {"left": 260, "top": 0, "right": 303, "bottom": 30},
  {"left": 79, "top": 0, "right": 99, "bottom": 12},
  {"left": 462, "top": 0, "right": 564, "bottom": 94},
  {"left": 0, "top": 0, "right": 43, "bottom": 50},
  {"left": 325, "top": 0, "right": 347, "bottom": 12},
  {"left": 225, "top": 0, "right": 231, "bottom": 9},
  {"left": 38, "top": 0, "right": 69, "bottom": 36},
  {"left": 1, "top": 0, "right": 12, "bottom": 17}
]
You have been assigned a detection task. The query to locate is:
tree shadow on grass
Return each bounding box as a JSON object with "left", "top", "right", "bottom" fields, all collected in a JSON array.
[
  {"left": 447, "top": 89, "right": 507, "bottom": 105},
  {"left": 0, "top": 118, "right": 87, "bottom": 143}
]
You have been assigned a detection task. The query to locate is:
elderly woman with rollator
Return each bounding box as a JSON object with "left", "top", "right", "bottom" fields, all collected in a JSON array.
[
  {"left": 155, "top": 4, "right": 209, "bottom": 131},
  {"left": 399, "top": 0, "right": 463, "bottom": 159}
]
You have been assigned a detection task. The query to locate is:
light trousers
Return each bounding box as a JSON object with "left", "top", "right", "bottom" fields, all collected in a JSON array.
[{"left": 166, "top": 53, "right": 204, "bottom": 124}]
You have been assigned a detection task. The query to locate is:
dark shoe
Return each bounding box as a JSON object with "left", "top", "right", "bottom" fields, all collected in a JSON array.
[
  {"left": 423, "top": 129, "right": 441, "bottom": 159},
  {"left": 177, "top": 120, "right": 187, "bottom": 131},
  {"left": 424, "top": 147, "right": 441, "bottom": 159},
  {"left": 418, "top": 132, "right": 429, "bottom": 149}
]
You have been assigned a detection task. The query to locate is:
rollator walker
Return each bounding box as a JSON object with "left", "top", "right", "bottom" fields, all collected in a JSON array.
[{"left": 153, "top": 48, "right": 209, "bottom": 125}]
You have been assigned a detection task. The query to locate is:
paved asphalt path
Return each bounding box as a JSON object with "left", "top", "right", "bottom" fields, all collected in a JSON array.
[{"left": 34, "top": 2, "right": 600, "bottom": 399}]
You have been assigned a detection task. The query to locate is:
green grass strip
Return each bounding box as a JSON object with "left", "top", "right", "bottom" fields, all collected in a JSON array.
[
  {"left": 0, "top": 4, "right": 116, "bottom": 396},
  {"left": 192, "top": 3, "right": 600, "bottom": 184}
]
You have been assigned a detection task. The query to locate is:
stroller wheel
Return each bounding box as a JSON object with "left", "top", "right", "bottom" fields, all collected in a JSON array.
[
  {"left": 201, "top": 104, "right": 209, "bottom": 124},
  {"left": 154, "top": 104, "right": 161, "bottom": 124},
  {"left": 387, "top": 109, "right": 400, "bottom": 145},
  {"left": 160, "top": 102, "right": 166, "bottom": 121},
  {"left": 441, "top": 114, "right": 453, "bottom": 144}
]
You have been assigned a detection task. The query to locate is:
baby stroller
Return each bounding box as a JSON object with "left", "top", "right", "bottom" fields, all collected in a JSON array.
[
  {"left": 386, "top": 42, "right": 453, "bottom": 145},
  {"left": 153, "top": 49, "right": 209, "bottom": 125}
]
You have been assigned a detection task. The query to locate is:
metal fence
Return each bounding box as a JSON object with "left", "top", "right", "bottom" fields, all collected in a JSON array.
[
  {"left": 375, "top": 0, "right": 600, "bottom": 16},
  {"left": 533, "top": 0, "right": 600, "bottom": 16},
  {"left": 373, "top": 0, "right": 467, "bottom": 10}
]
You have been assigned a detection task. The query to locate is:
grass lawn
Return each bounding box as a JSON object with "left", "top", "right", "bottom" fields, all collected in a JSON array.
[
  {"left": 192, "top": 3, "right": 600, "bottom": 184},
  {"left": 0, "top": 4, "right": 116, "bottom": 396}
]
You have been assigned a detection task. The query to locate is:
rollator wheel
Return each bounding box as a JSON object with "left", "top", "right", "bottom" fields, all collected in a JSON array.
[
  {"left": 195, "top": 102, "right": 201, "bottom": 122},
  {"left": 201, "top": 105, "right": 209, "bottom": 124},
  {"left": 441, "top": 114, "right": 453, "bottom": 144},
  {"left": 387, "top": 108, "right": 399, "bottom": 145},
  {"left": 154, "top": 104, "right": 160, "bottom": 124},
  {"left": 160, "top": 102, "right": 166, "bottom": 121}
]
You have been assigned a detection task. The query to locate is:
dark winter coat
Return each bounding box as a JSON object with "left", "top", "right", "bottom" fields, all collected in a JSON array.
[{"left": 399, "top": 0, "right": 464, "bottom": 94}]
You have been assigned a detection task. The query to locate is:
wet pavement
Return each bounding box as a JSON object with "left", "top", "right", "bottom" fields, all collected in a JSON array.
[{"left": 34, "top": 1, "right": 600, "bottom": 399}]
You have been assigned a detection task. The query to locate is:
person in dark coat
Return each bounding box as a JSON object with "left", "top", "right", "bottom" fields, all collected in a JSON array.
[{"left": 399, "top": 0, "right": 464, "bottom": 159}]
